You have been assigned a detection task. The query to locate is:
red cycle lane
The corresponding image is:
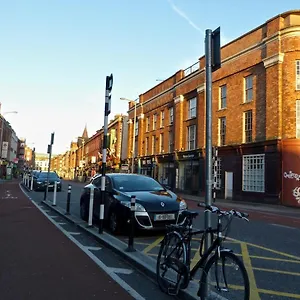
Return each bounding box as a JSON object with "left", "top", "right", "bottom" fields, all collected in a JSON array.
[{"left": 0, "top": 181, "right": 134, "bottom": 300}]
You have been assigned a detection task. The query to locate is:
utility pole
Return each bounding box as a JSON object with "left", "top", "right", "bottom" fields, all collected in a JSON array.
[
  {"left": 204, "top": 27, "right": 221, "bottom": 297},
  {"left": 99, "top": 73, "right": 113, "bottom": 234},
  {"left": 44, "top": 132, "right": 55, "bottom": 201}
]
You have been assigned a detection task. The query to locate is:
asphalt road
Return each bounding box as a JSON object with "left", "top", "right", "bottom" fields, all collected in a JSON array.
[{"left": 31, "top": 180, "right": 300, "bottom": 300}]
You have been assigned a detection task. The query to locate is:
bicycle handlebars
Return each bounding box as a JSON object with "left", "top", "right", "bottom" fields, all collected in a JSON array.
[{"left": 197, "top": 202, "right": 249, "bottom": 221}]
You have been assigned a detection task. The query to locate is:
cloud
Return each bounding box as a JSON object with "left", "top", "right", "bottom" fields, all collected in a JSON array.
[{"left": 167, "top": 0, "right": 204, "bottom": 35}]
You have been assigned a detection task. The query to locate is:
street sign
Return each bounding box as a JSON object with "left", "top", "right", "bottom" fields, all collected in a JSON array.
[{"left": 1, "top": 141, "right": 8, "bottom": 159}]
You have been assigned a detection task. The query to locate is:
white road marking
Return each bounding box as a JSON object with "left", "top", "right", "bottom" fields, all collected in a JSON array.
[
  {"left": 57, "top": 222, "right": 66, "bottom": 225},
  {"left": 271, "top": 223, "right": 296, "bottom": 230},
  {"left": 19, "top": 183, "right": 145, "bottom": 300},
  {"left": 86, "top": 246, "right": 102, "bottom": 251},
  {"left": 109, "top": 268, "right": 133, "bottom": 275},
  {"left": 50, "top": 216, "right": 59, "bottom": 218},
  {"left": 69, "top": 232, "right": 81, "bottom": 235}
]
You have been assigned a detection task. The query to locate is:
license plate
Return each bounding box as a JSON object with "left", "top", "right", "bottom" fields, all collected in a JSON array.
[
  {"left": 49, "top": 185, "right": 53, "bottom": 187},
  {"left": 154, "top": 213, "right": 175, "bottom": 221}
]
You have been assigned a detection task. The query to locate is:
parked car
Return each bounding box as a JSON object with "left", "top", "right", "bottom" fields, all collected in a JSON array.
[
  {"left": 79, "top": 173, "right": 188, "bottom": 234},
  {"left": 33, "top": 171, "right": 62, "bottom": 191}
]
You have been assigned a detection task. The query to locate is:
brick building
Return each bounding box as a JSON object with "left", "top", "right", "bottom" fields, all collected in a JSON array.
[{"left": 127, "top": 10, "right": 300, "bottom": 206}]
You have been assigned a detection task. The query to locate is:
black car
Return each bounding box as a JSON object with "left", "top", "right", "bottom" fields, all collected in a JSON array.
[
  {"left": 33, "top": 171, "right": 62, "bottom": 191},
  {"left": 79, "top": 173, "right": 188, "bottom": 234}
]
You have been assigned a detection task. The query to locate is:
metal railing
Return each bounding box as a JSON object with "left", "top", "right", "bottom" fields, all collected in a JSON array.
[{"left": 183, "top": 62, "right": 199, "bottom": 77}]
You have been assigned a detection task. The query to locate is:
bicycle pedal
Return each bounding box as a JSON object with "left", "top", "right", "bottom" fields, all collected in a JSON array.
[{"left": 167, "top": 288, "right": 179, "bottom": 296}]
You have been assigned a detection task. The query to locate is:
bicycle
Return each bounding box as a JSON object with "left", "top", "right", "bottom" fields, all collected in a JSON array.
[{"left": 156, "top": 202, "right": 250, "bottom": 300}]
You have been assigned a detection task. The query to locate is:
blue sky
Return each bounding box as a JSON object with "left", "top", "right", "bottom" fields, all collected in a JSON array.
[{"left": 0, "top": 0, "right": 298, "bottom": 154}]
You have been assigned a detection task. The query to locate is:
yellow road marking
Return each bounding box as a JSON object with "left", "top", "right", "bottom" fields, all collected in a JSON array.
[
  {"left": 143, "top": 236, "right": 163, "bottom": 254},
  {"left": 190, "top": 245, "right": 201, "bottom": 270},
  {"left": 148, "top": 253, "right": 158, "bottom": 257},
  {"left": 241, "top": 242, "right": 261, "bottom": 300},
  {"left": 235, "top": 253, "right": 300, "bottom": 264},
  {"left": 227, "top": 237, "right": 300, "bottom": 261},
  {"left": 253, "top": 267, "right": 300, "bottom": 277},
  {"left": 135, "top": 242, "right": 150, "bottom": 246},
  {"left": 257, "top": 288, "right": 300, "bottom": 299}
]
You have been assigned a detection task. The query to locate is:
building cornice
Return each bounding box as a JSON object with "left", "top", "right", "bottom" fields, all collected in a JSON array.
[
  {"left": 263, "top": 53, "right": 285, "bottom": 68},
  {"left": 197, "top": 84, "right": 205, "bottom": 94},
  {"left": 174, "top": 95, "right": 184, "bottom": 104}
]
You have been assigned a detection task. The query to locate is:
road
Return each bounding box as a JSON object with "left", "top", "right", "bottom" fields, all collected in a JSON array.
[{"left": 31, "top": 180, "right": 300, "bottom": 300}]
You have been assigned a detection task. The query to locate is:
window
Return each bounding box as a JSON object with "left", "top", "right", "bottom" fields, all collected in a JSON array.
[
  {"left": 159, "top": 133, "right": 164, "bottom": 153},
  {"left": 218, "top": 117, "right": 226, "bottom": 146},
  {"left": 146, "top": 117, "right": 150, "bottom": 132},
  {"left": 169, "top": 107, "right": 174, "bottom": 124},
  {"left": 296, "top": 61, "right": 300, "bottom": 90},
  {"left": 160, "top": 111, "right": 164, "bottom": 128},
  {"left": 244, "top": 110, "right": 252, "bottom": 143},
  {"left": 188, "top": 98, "right": 197, "bottom": 119},
  {"left": 219, "top": 85, "right": 227, "bottom": 109},
  {"left": 242, "top": 154, "right": 265, "bottom": 192},
  {"left": 135, "top": 119, "right": 138, "bottom": 136},
  {"left": 244, "top": 75, "right": 253, "bottom": 102},
  {"left": 153, "top": 114, "right": 157, "bottom": 130},
  {"left": 168, "top": 131, "right": 174, "bottom": 152},
  {"left": 187, "top": 125, "right": 196, "bottom": 150},
  {"left": 152, "top": 135, "right": 156, "bottom": 154},
  {"left": 145, "top": 137, "right": 149, "bottom": 155}
]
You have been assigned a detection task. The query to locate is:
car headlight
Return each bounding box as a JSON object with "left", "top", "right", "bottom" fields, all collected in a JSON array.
[
  {"left": 179, "top": 199, "right": 187, "bottom": 211},
  {"left": 120, "top": 201, "right": 146, "bottom": 212}
]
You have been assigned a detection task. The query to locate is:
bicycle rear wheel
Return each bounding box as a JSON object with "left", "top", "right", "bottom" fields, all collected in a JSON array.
[
  {"left": 198, "top": 251, "right": 250, "bottom": 300},
  {"left": 156, "top": 231, "right": 188, "bottom": 295}
]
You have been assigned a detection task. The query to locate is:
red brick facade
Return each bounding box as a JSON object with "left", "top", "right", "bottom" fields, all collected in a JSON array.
[{"left": 127, "top": 10, "right": 300, "bottom": 206}]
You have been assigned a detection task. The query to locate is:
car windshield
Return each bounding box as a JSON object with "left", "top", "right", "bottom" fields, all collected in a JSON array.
[
  {"left": 112, "top": 175, "right": 164, "bottom": 192},
  {"left": 38, "top": 172, "right": 59, "bottom": 179}
]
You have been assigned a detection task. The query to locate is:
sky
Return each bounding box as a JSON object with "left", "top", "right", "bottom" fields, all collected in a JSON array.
[{"left": 0, "top": 0, "right": 298, "bottom": 154}]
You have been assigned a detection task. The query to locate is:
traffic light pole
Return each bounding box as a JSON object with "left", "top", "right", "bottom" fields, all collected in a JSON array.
[
  {"left": 44, "top": 132, "right": 54, "bottom": 201},
  {"left": 99, "top": 74, "right": 113, "bottom": 234}
]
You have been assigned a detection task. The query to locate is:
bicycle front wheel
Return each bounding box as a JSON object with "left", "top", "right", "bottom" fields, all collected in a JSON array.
[
  {"left": 156, "top": 231, "right": 188, "bottom": 295},
  {"left": 198, "top": 251, "right": 250, "bottom": 300}
]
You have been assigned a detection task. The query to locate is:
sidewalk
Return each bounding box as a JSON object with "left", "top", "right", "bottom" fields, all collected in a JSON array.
[
  {"left": 0, "top": 181, "right": 133, "bottom": 300},
  {"left": 63, "top": 179, "right": 300, "bottom": 218}
]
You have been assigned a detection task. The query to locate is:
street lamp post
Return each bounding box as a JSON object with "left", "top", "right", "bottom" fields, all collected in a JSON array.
[
  {"left": 120, "top": 97, "right": 137, "bottom": 173},
  {"left": 0, "top": 111, "right": 18, "bottom": 159}
]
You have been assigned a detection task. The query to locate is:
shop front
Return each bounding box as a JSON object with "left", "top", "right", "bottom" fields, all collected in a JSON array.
[
  {"left": 156, "top": 154, "right": 176, "bottom": 190},
  {"left": 140, "top": 156, "right": 156, "bottom": 178},
  {"left": 176, "top": 150, "right": 203, "bottom": 195}
]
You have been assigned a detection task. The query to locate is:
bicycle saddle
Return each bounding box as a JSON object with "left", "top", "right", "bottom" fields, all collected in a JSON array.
[{"left": 181, "top": 210, "right": 199, "bottom": 218}]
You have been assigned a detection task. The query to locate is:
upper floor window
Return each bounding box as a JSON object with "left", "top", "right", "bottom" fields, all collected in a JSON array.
[
  {"left": 153, "top": 114, "right": 157, "bottom": 130},
  {"left": 135, "top": 119, "right": 138, "bottom": 136},
  {"left": 187, "top": 125, "right": 196, "bottom": 150},
  {"left": 146, "top": 117, "right": 150, "bottom": 132},
  {"left": 168, "top": 131, "right": 174, "bottom": 153},
  {"left": 151, "top": 135, "right": 156, "bottom": 154},
  {"left": 296, "top": 100, "right": 300, "bottom": 138},
  {"left": 159, "top": 133, "right": 164, "bottom": 153},
  {"left": 296, "top": 60, "right": 300, "bottom": 90},
  {"left": 160, "top": 111, "right": 164, "bottom": 128},
  {"left": 243, "top": 110, "right": 252, "bottom": 143},
  {"left": 145, "top": 137, "right": 149, "bottom": 156},
  {"left": 219, "top": 85, "right": 227, "bottom": 109},
  {"left": 218, "top": 117, "right": 226, "bottom": 146},
  {"left": 244, "top": 75, "right": 253, "bottom": 102},
  {"left": 188, "top": 97, "right": 197, "bottom": 119},
  {"left": 169, "top": 107, "right": 174, "bottom": 124}
]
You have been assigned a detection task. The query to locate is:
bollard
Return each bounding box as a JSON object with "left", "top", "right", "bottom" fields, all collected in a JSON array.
[
  {"left": 30, "top": 175, "right": 34, "bottom": 191},
  {"left": 88, "top": 186, "right": 95, "bottom": 227},
  {"left": 125, "top": 195, "right": 136, "bottom": 252},
  {"left": 52, "top": 181, "right": 57, "bottom": 206},
  {"left": 65, "top": 184, "right": 71, "bottom": 215},
  {"left": 26, "top": 175, "right": 29, "bottom": 187}
]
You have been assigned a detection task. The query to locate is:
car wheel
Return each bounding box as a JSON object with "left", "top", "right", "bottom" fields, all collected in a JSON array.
[
  {"left": 109, "top": 211, "right": 120, "bottom": 235},
  {"left": 80, "top": 200, "right": 88, "bottom": 221}
]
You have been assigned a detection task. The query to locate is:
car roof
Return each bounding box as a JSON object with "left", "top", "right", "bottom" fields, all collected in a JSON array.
[{"left": 93, "top": 173, "right": 150, "bottom": 180}]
